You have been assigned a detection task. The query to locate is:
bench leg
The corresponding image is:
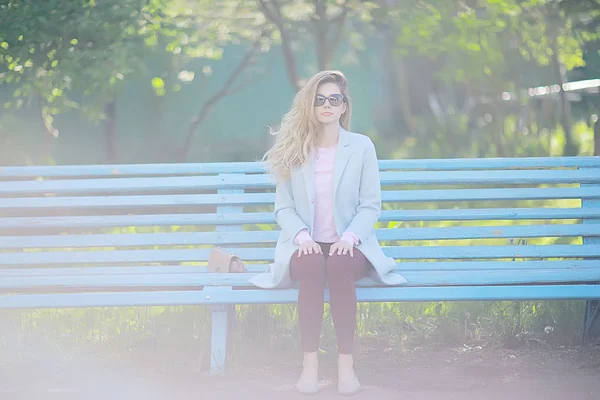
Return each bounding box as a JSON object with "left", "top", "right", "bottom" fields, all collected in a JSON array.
[
  {"left": 210, "top": 304, "right": 228, "bottom": 375},
  {"left": 205, "top": 286, "right": 233, "bottom": 374},
  {"left": 582, "top": 300, "right": 600, "bottom": 345},
  {"left": 211, "top": 183, "right": 242, "bottom": 373}
]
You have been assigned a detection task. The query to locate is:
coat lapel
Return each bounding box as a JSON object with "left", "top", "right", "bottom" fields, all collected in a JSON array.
[
  {"left": 333, "top": 127, "right": 352, "bottom": 200},
  {"left": 301, "top": 150, "right": 315, "bottom": 232}
]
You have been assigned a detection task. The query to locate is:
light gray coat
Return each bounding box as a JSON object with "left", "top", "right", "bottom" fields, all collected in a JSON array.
[{"left": 249, "top": 127, "right": 408, "bottom": 289}]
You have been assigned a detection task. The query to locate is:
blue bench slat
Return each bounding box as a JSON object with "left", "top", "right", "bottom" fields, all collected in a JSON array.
[
  {"left": 0, "top": 174, "right": 269, "bottom": 194},
  {"left": 2, "top": 187, "right": 600, "bottom": 212},
  {"left": 0, "top": 193, "right": 277, "bottom": 210},
  {"left": 2, "top": 260, "right": 599, "bottom": 278},
  {"left": 374, "top": 156, "right": 600, "bottom": 171},
  {"left": 1, "top": 157, "right": 599, "bottom": 178},
  {"left": 1, "top": 284, "right": 600, "bottom": 309},
  {"left": 2, "top": 208, "right": 599, "bottom": 230},
  {"left": 1, "top": 224, "right": 597, "bottom": 249},
  {"left": 0, "top": 162, "right": 267, "bottom": 178},
  {"left": 2, "top": 267, "right": 600, "bottom": 291},
  {"left": 2, "top": 170, "right": 598, "bottom": 196},
  {"left": 1, "top": 245, "right": 599, "bottom": 266}
]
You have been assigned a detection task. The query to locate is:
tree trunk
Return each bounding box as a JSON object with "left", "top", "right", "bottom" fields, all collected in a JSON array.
[
  {"left": 39, "top": 97, "right": 58, "bottom": 164},
  {"left": 104, "top": 100, "right": 118, "bottom": 163},
  {"left": 279, "top": 28, "right": 301, "bottom": 90},
  {"left": 595, "top": 106, "right": 600, "bottom": 156},
  {"left": 313, "top": 0, "right": 328, "bottom": 71},
  {"left": 384, "top": 28, "right": 415, "bottom": 137},
  {"left": 257, "top": 0, "right": 301, "bottom": 90},
  {"left": 551, "top": 36, "right": 577, "bottom": 156}
]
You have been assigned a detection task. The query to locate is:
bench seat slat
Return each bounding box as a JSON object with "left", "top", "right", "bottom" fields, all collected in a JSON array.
[
  {"left": 1, "top": 284, "right": 600, "bottom": 309},
  {"left": 0, "top": 224, "right": 597, "bottom": 249},
  {"left": 1, "top": 157, "right": 598, "bottom": 178},
  {"left": 1, "top": 170, "right": 598, "bottom": 195},
  {"left": 1, "top": 187, "right": 600, "bottom": 213},
  {"left": 1, "top": 208, "right": 599, "bottom": 230},
  {"left": 1, "top": 245, "right": 599, "bottom": 265},
  {"left": 1, "top": 267, "right": 600, "bottom": 291},
  {"left": 2, "top": 260, "right": 599, "bottom": 277}
]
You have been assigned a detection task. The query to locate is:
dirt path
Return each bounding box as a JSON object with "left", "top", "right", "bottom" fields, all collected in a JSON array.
[{"left": 1, "top": 345, "right": 598, "bottom": 400}]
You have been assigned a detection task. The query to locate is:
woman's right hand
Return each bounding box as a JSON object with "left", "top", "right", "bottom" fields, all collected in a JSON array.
[{"left": 297, "top": 240, "right": 322, "bottom": 257}]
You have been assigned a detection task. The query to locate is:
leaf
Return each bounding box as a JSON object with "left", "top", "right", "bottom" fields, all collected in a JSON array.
[
  {"left": 151, "top": 77, "right": 165, "bottom": 89},
  {"left": 466, "top": 43, "right": 481, "bottom": 52}
]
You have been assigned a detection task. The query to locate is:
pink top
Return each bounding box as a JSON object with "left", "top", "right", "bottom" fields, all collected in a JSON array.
[{"left": 293, "top": 146, "right": 359, "bottom": 246}]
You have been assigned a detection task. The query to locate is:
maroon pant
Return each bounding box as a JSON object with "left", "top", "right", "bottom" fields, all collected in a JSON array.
[{"left": 290, "top": 242, "right": 369, "bottom": 354}]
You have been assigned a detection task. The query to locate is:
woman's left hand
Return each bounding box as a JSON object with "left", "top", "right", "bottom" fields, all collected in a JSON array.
[{"left": 329, "top": 239, "right": 354, "bottom": 257}]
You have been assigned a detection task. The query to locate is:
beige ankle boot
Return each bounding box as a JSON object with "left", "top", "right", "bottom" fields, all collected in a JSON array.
[
  {"left": 338, "top": 354, "right": 360, "bottom": 395},
  {"left": 296, "top": 352, "right": 319, "bottom": 394}
]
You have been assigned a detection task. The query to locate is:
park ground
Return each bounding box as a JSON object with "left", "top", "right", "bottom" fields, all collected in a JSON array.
[{"left": 1, "top": 340, "right": 599, "bottom": 400}]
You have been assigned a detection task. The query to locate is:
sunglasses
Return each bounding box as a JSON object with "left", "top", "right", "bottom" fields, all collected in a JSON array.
[{"left": 314, "top": 94, "right": 345, "bottom": 107}]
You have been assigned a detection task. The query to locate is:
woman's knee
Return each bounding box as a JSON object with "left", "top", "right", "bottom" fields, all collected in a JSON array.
[
  {"left": 326, "top": 252, "right": 365, "bottom": 282},
  {"left": 290, "top": 251, "right": 326, "bottom": 281}
]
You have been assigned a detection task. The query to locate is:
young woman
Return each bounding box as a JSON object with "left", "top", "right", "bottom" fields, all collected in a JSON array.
[{"left": 249, "top": 70, "right": 407, "bottom": 395}]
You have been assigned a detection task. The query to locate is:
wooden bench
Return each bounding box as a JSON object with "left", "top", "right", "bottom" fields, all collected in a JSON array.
[{"left": 1, "top": 156, "right": 599, "bottom": 374}]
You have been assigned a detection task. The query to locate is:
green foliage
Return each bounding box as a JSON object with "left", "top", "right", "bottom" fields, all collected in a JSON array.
[
  {"left": 386, "top": 0, "right": 594, "bottom": 85},
  {"left": 367, "top": 0, "right": 599, "bottom": 159},
  {"left": 0, "top": 0, "right": 266, "bottom": 123},
  {"left": 3, "top": 298, "right": 585, "bottom": 368},
  {"left": 1, "top": 0, "right": 149, "bottom": 118}
]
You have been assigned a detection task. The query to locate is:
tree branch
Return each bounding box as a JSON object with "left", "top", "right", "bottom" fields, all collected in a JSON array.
[
  {"left": 178, "top": 31, "right": 269, "bottom": 161},
  {"left": 312, "top": 0, "right": 329, "bottom": 70},
  {"left": 311, "top": 0, "right": 350, "bottom": 70},
  {"left": 256, "top": 0, "right": 278, "bottom": 25},
  {"left": 328, "top": 2, "right": 351, "bottom": 68},
  {"left": 257, "top": 0, "right": 301, "bottom": 90},
  {"left": 332, "top": 0, "right": 351, "bottom": 24},
  {"left": 228, "top": 53, "right": 277, "bottom": 95}
]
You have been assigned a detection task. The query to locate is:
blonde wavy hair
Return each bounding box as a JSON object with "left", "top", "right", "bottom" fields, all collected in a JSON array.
[{"left": 262, "top": 70, "right": 352, "bottom": 182}]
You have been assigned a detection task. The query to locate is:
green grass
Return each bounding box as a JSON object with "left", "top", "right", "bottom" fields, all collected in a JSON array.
[{"left": 0, "top": 296, "right": 587, "bottom": 371}]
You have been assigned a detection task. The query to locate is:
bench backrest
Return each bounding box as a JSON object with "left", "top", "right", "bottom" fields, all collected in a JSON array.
[{"left": 1, "top": 156, "right": 599, "bottom": 290}]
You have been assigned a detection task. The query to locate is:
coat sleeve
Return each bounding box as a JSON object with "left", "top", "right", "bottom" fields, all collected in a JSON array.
[
  {"left": 344, "top": 139, "right": 381, "bottom": 242},
  {"left": 274, "top": 176, "right": 310, "bottom": 240}
]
